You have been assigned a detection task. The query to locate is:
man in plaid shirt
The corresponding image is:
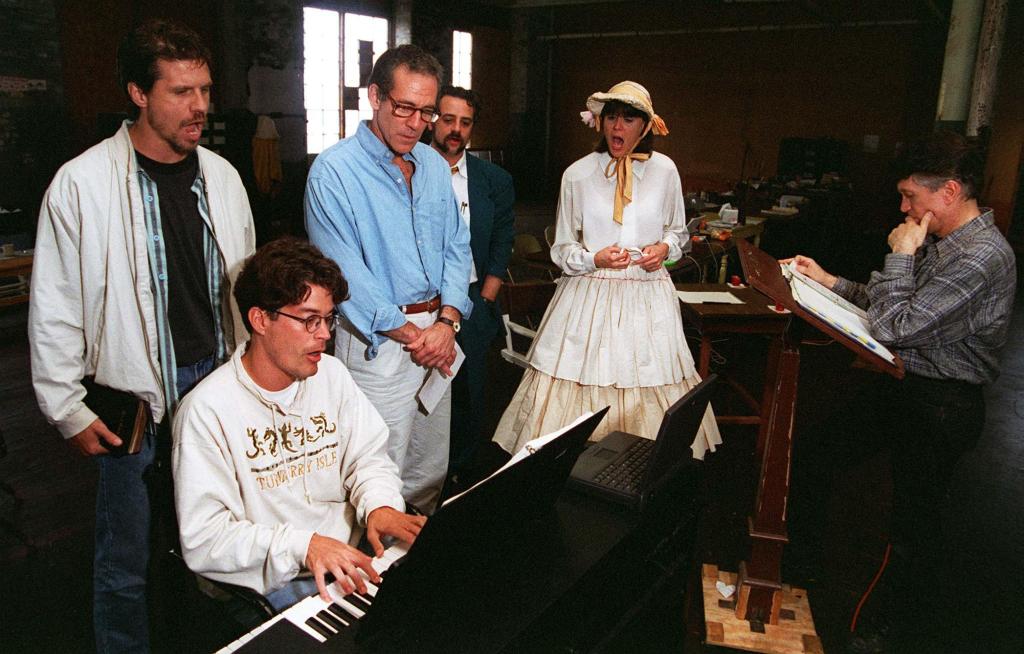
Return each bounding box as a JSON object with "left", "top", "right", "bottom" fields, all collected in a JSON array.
[{"left": 788, "top": 131, "right": 1016, "bottom": 652}]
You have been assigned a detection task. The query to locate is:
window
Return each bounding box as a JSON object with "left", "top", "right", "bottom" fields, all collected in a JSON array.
[
  {"left": 303, "top": 7, "right": 339, "bottom": 155},
  {"left": 303, "top": 8, "right": 390, "bottom": 154},
  {"left": 452, "top": 30, "right": 472, "bottom": 89}
]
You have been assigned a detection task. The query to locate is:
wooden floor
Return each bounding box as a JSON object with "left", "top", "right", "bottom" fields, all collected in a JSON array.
[{"left": 2, "top": 258, "right": 1023, "bottom": 653}]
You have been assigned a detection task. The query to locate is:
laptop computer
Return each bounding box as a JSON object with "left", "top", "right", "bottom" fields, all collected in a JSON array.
[
  {"left": 567, "top": 375, "right": 717, "bottom": 508},
  {"left": 686, "top": 215, "right": 703, "bottom": 236}
]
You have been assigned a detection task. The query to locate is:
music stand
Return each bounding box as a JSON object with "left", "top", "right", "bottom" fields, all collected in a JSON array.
[{"left": 719, "top": 240, "right": 903, "bottom": 636}]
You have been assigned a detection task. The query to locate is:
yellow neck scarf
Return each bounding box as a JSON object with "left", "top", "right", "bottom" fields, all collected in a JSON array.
[{"left": 603, "top": 120, "right": 655, "bottom": 224}]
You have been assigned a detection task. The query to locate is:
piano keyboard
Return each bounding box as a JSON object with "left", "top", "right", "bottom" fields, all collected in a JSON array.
[{"left": 216, "top": 543, "right": 409, "bottom": 653}]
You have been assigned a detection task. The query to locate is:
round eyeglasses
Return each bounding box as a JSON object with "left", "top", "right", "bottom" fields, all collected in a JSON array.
[
  {"left": 269, "top": 309, "right": 340, "bottom": 333},
  {"left": 387, "top": 93, "right": 439, "bottom": 123}
]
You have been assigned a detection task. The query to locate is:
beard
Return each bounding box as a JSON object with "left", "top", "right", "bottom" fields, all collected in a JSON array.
[{"left": 433, "top": 132, "right": 466, "bottom": 158}]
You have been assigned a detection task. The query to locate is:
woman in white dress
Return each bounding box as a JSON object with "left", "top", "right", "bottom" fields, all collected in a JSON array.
[{"left": 492, "top": 81, "right": 720, "bottom": 458}]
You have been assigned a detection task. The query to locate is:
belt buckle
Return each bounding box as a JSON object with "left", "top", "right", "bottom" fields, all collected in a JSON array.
[{"left": 400, "top": 304, "right": 408, "bottom": 313}]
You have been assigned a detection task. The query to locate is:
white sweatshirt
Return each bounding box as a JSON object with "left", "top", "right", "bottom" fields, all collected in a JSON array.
[{"left": 172, "top": 344, "right": 405, "bottom": 595}]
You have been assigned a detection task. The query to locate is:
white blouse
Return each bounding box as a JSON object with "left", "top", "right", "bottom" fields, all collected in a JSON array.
[{"left": 550, "top": 151, "right": 687, "bottom": 275}]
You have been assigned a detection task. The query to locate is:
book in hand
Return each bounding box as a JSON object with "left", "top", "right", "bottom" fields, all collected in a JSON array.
[
  {"left": 81, "top": 377, "right": 151, "bottom": 455},
  {"left": 780, "top": 260, "right": 896, "bottom": 364}
]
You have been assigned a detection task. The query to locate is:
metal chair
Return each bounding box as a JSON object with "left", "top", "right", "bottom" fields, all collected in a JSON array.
[{"left": 498, "top": 280, "right": 557, "bottom": 369}]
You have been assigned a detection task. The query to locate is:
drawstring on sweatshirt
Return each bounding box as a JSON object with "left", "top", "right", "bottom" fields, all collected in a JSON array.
[{"left": 265, "top": 394, "right": 313, "bottom": 504}]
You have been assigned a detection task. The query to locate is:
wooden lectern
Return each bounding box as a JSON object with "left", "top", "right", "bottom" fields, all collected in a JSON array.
[{"left": 729, "top": 240, "right": 904, "bottom": 633}]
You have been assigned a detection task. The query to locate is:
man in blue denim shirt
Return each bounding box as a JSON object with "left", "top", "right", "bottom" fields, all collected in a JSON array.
[{"left": 306, "top": 45, "right": 472, "bottom": 513}]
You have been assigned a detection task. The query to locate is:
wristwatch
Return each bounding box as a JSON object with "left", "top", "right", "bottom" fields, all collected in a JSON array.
[{"left": 437, "top": 316, "right": 461, "bottom": 333}]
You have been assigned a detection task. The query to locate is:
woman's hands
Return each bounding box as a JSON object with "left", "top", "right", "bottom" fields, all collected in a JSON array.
[
  {"left": 594, "top": 242, "right": 669, "bottom": 271},
  {"left": 594, "top": 245, "right": 630, "bottom": 269},
  {"left": 635, "top": 242, "right": 670, "bottom": 271}
]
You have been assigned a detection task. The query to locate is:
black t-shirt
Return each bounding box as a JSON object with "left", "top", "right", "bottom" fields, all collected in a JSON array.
[{"left": 136, "top": 150, "right": 216, "bottom": 366}]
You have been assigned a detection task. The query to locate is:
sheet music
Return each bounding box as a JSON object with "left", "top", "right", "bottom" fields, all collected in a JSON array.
[
  {"left": 416, "top": 344, "right": 465, "bottom": 414},
  {"left": 676, "top": 291, "right": 744, "bottom": 305},
  {"left": 781, "top": 261, "right": 896, "bottom": 364},
  {"left": 441, "top": 411, "right": 597, "bottom": 507}
]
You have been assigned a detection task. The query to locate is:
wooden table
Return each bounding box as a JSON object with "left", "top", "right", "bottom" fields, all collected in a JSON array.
[
  {"left": 676, "top": 283, "right": 790, "bottom": 426},
  {"left": 0, "top": 254, "right": 32, "bottom": 308},
  {"left": 685, "top": 217, "right": 766, "bottom": 283}
]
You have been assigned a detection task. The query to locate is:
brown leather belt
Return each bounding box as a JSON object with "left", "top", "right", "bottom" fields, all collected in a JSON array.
[{"left": 399, "top": 295, "right": 441, "bottom": 314}]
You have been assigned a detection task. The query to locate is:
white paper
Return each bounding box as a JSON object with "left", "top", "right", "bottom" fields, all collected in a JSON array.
[
  {"left": 623, "top": 246, "right": 644, "bottom": 261},
  {"left": 416, "top": 343, "right": 465, "bottom": 414},
  {"left": 441, "top": 411, "right": 597, "bottom": 507},
  {"left": 718, "top": 203, "right": 738, "bottom": 225},
  {"left": 716, "top": 581, "right": 736, "bottom": 599},
  {"left": 676, "top": 291, "right": 744, "bottom": 305}
]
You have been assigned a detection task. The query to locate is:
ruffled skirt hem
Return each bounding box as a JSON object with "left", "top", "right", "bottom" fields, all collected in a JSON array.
[{"left": 492, "top": 368, "right": 721, "bottom": 460}]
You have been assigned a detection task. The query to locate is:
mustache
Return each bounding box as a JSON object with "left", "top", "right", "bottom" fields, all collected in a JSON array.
[{"left": 180, "top": 113, "right": 207, "bottom": 128}]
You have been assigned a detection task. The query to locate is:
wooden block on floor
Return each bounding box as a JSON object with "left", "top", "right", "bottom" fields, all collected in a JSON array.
[{"left": 701, "top": 563, "right": 822, "bottom": 654}]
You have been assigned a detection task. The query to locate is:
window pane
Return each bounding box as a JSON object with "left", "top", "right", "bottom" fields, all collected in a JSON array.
[
  {"left": 303, "top": 7, "right": 340, "bottom": 154},
  {"left": 344, "top": 110, "right": 361, "bottom": 139},
  {"left": 452, "top": 30, "right": 472, "bottom": 89},
  {"left": 306, "top": 8, "right": 389, "bottom": 150},
  {"left": 344, "top": 14, "right": 390, "bottom": 89}
]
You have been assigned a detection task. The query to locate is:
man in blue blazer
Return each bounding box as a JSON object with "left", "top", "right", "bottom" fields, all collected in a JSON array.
[{"left": 429, "top": 86, "right": 515, "bottom": 481}]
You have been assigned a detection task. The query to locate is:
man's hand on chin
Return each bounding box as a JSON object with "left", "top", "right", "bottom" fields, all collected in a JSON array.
[
  {"left": 889, "top": 211, "right": 932, "bottom": 255},
  {"left": 366, "top": 506, "right": 427, "bottom": 557}
]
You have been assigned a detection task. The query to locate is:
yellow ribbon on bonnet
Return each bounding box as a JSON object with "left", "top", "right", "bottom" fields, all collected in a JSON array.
[{"left": 602, "top": 115, "right": 668, "bottom": 224}]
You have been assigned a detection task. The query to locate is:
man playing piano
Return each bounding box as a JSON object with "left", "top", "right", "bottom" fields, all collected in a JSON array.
[{"left": 172, "top": 238, "right": 425, "bottom": 610}]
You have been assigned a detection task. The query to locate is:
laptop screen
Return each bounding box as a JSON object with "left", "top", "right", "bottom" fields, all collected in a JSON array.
[{"left": 643, "top": 375, "right": 717, "bottom": 487}]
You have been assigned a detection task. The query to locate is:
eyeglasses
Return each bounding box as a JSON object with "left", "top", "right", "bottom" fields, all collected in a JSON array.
[
  {"left": 269, "top": 309, "right": 340, "bottom": 333},
  {"left": 387, "top": 93, "right": 439, "bottom": 123}
]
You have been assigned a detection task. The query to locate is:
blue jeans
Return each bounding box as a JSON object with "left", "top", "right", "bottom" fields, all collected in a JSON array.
[
  {"left": 93, "top": 355, "right": 215, "bottom": 653},
  {"left": 265, "top": 576, "right": 320, "bottom": 611}
]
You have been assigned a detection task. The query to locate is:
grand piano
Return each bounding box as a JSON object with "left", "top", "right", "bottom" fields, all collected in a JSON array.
[{"left": 214, "top": 418, "right": 705, "bottom": 653}]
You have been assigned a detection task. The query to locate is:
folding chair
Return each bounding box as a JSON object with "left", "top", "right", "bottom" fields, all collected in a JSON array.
[{"left": 498, "top": 280, "right": 557, "bottom": 369}]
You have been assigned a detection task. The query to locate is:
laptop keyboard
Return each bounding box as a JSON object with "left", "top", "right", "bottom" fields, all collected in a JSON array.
[{"left": 593, "top": 438, "right": 654, "bottom": 492}]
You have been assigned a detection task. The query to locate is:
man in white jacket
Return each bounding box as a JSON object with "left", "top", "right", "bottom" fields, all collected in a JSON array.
[
  {"left": 29, "top": 20, "right": 254, "bottom": 653},
  {"left": 173, "top": 238, "right": 425, "bottom": 610}
]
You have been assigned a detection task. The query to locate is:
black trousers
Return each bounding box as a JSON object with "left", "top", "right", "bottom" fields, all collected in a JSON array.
[
  {"left": 888, "top": 374, "right": 985, "bottom": 647},
  {"left": 450, "top": 282, "right": 503, "bottom": 476},
  {"left": 788, "top": 369, "right": 985, "bottom": 650}
]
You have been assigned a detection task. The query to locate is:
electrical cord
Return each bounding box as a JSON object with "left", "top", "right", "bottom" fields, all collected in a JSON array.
[
  {"left": 800, "top": 338, "right": 836, "bottom": 346},
  {"left": 683, "top": 254, "right": 705, "bottom": 283},
  {"left": 850, "top": 541, "right": 892, "bottom": 633}
]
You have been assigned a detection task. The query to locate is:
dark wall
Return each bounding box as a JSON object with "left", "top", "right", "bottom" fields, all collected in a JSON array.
[
  {"left": 540, "top": 23, "right": 946, "bottom": 218},
  {"left": 984, "top": 0, "right": 1024, "bottom": 239},
  {"left": 21, "top": 1, "right": 1018, "bottom": 241},
  {"left": 57, "top": 0, "right": 223, "bottom": 156},
  {"left": 0, "top": 0, "right": 68, "bottom": 229},
  {"left": 411, "top": 0, "right": 512, "bottom": 150}
]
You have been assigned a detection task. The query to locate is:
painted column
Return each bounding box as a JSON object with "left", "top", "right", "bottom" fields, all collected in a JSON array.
[
  {"left": 967, "top": 0, "right": 1009, "bottom": 136},
  {"left": 934, "top": 0, "right": 984, "bottom": 131}
]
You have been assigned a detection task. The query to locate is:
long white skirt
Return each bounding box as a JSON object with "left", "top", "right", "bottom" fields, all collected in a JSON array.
[{"left": 493, "top": 265, "right": 721, "bottom": 459}]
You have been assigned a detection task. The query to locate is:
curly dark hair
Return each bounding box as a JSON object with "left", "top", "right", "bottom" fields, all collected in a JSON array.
[
  {"left": 894, "top": 131, "right": 985, "bottom": 200},
  {"left": 117, "top": 19, "right": 212, "bottom": 119},
  {"left": 233, "top": 237, "right": 349, "bottom": 333},
  {"left": 594, "top": 100, "right": 655, "bottom": 155},
  {"left": 438, "top": 85, "right": 482, "bottom": 121},
  {"left": 368, "top": 44, "right": 443, "bottom": 98}
]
